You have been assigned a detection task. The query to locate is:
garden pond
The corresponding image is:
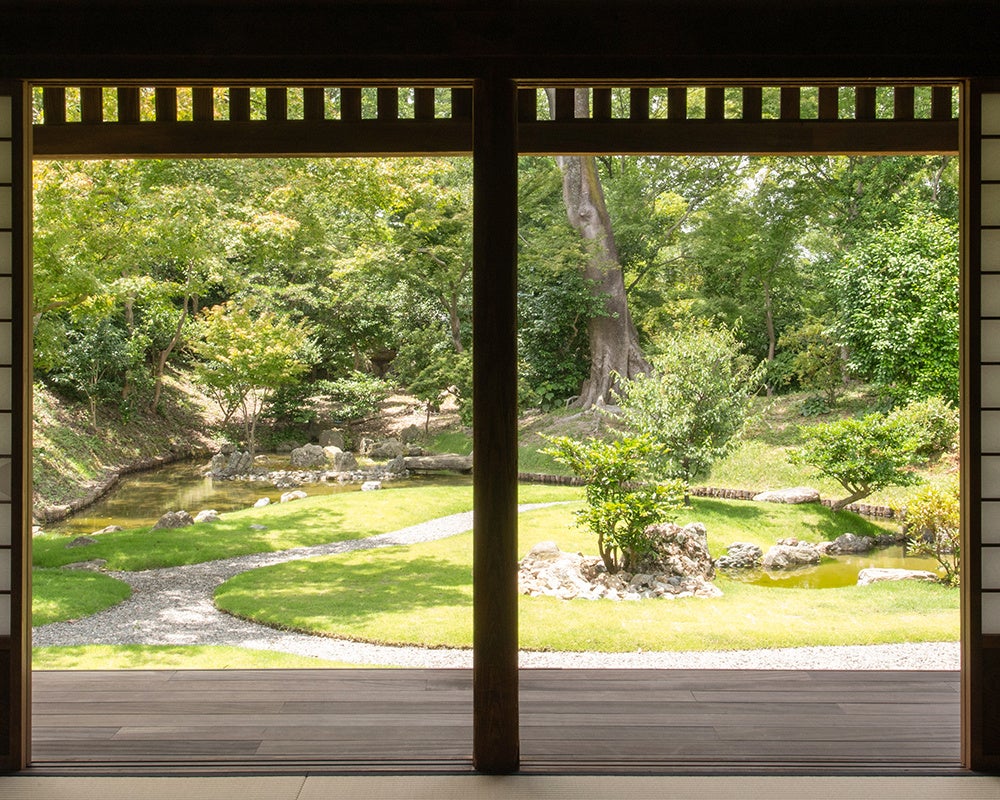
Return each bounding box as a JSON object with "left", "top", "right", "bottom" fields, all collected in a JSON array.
[
  {"left": 42, "top": 457, "right": 471, "bottom": 537},
  {"left": 40, "top": 459, "right": 942, "bottom": 589}
]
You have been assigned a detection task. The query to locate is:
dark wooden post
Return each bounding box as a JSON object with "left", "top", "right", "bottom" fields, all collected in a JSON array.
[
  {"left": 472, "top": 73, "right": 519, "bottom": 774},
  {"left": 0, "top": 81, "right": 29, "bottom": 773}
]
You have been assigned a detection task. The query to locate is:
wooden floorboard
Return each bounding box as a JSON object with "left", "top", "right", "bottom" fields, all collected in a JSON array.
[{"left": 29, "top": 668, "right": 962, "bottom": 773}]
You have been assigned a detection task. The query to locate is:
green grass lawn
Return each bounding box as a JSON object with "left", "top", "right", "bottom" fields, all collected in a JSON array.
[
  {"left": 32, "top": 645, "right": 376, "bottom": 670},
  {"left": 214, "top": 499, "right": 958, "bottom": 653},
  {"left": 33, "top": 483, "right": 575, "bottom": 572},
  {"left": 30, "top": 483, "right": 581, "bottom": 624},
  {"left": 32, "top": 568, "right": 131, "bottom": 625}
]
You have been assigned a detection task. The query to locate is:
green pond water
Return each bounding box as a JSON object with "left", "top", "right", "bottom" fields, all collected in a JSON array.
[
  {"left": 737, "top": 547, "right": 942, "bottom": 589},
  {"left": 44, "top": 458, "right": 471, "bottom": 537}
]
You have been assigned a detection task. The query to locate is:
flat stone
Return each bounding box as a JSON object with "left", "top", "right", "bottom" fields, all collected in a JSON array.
[
  {"left": 857, "top": 567, "right": 940, "bottom": 586},
  {"left": 253, "top": 497, "right": 271, "bottom": 508},
  {"left": 361, "top": 480, "right": 382, "bottom": 491},
  {"left": 92, "top": 525, "right": 123, "bottom": 535},
  {"left": 753, "top": 487, "right": 821, "bottom": 504},
  {"left": 280, "top": 490, "right": 308, "bottom": 503},
  {"left": 62, "top": 559, "right": 107, "bottom": 571},
  {"left": 66, "top": 536, "right": 98, "bottom": 548}
]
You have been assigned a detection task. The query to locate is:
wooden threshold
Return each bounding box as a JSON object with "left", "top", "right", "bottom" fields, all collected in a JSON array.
[{"left": 27, "top": 668, "right": 963, "bottom": 776}]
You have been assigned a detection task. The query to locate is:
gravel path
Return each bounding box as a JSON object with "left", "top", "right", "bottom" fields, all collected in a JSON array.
[{"left": 34, "top": 504, "right": 959, "bottom": 670}]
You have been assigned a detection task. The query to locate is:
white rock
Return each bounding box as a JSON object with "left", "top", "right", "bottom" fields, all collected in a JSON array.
[
  {"left": 253, "top": 497, "right": 271, "bottom": 508},
  {"left": 280, "top": 490, "right": 308, "bottom": 503},
  {"left": 194, "top": 509, "right": 220, "bottom": 524},
  {"left": 361, "top": 480, "right": 382, "bottom": 491},
  {"left": 753, "top": 487, "right": 821, "bottom": 504},
  {"left": 857, "top": 567, "right": 940, "bottom": 586}
]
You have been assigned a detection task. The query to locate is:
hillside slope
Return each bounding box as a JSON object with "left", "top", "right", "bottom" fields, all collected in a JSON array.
[{"left": 33, "top": 373, "right": 219, "bottom": 519}]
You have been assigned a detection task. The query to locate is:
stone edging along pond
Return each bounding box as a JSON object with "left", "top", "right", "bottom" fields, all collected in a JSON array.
[
  {"left": 34, "top": 446, "right": 214, "bottom": 524},
  {"left": 516, "top": 472, "right": 898, "bottom": 520}
]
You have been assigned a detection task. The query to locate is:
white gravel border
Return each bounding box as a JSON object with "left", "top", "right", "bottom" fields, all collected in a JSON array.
[{"left": 34, "top": 504, "right": 959, "bottom": 670}]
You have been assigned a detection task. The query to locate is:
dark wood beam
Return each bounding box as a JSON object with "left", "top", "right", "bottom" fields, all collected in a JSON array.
[
  {"left": 472, "top": 73, "right": 519, "bottom": 775},
  {"left": 519, "top": 119, "right": 959, "bottom": 156},
  {"left": 31, "top": 120, "right": 473, "bottom": 159}
]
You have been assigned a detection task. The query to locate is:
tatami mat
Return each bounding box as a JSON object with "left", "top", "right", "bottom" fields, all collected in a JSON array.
[{"left": 2, "top": 775, "right": 1000, "bottom": 800}]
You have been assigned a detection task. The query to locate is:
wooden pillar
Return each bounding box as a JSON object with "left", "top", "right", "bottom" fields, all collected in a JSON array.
[
  {"left": 472, "top": 73, "right": 519, "bottom": 774},
  {"left": 966, "top": 79, "right": 1000, "bottom": 771},
  {"left": 0, "top": 81, "right": 29, "bottom": 773}
]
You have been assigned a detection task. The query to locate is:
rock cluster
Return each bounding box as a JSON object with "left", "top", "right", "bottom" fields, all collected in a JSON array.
[
  {"left": 290, "top": 444, "right": 328, "bottom": 469},
  {"left": 761, "top": 538, "right": 823, "bottom": 570},
  {"left": 518, "top": 524, "right": 721, "bottom": 602},
  {"left": 715, "top": 542, "right": 763, "bottom": 571},
  {"left": 208, "top": 450, "right": 255, "bottom": 478}
]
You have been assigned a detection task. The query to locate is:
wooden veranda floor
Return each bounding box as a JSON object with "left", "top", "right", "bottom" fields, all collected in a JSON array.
[{"left": 29, "top": 668, "right": 962, "bottom": 774}]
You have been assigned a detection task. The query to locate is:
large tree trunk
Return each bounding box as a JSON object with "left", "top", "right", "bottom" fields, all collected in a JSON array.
[{"left": 549, "top": 90, "right": 649, "bottom": 408}]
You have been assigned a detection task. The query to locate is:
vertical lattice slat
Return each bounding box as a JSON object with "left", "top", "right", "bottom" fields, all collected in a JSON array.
[
  {"left": 554, "top": 88, "right": 574, "bottom": 121},
  {"left": 41, "top": 88, "right": 65, "bottom": 125},
  {"left": 668, "top": 87, "right": 687, "bottom": 120},
  {"left": 340, "top": 88, "right": 362, "bottom": 122},
  {"left": 376, "top": 88, "right": 398, "bottom": 121},
  {"left": 80, "top": 87, "right": 102, "bottom": 123},
  {"left": 855, "top": 86, "right": 877, "bottom": 120},
  {"left": 266, "top": 88, "right": 287, "bottom": 122},
  {"left": 303, "top": 88, "right": 325, "bottom": 121},
  {"left": 933, "top": 86, "right": 954, "bottom": 120},
  {"left": 592, "top": 88, "right": 612, "bottom": 121},
  {"left": 705, "top": 88, "right": 725, "bottom": 120},
  {"left": 154, "top": 88, "right": 177, "bottom": 123},
  {"left": 780, "top": 87, "right": 800, "bottom": 121},
  {"left": 629, "top": 87, "right": 649, "bottom": 121},
  {"left": 229, "top": 88, "right": 251, "bottom": 122},
  {"left": 192, "top": 88, "right": 213, "bottom": 122},
  {"left": 116, "top": 88, "right": 139, "bottom": 123},
  {"left": 742, "top": 87, "right": 762, "bottom": 121},
  {"left": 818, "top": 87, "right": 839, "bottom": 120},
  {"left": 894, "top": 86, "right": 915, "bottom": 120},
  {"left": 414, "top": 88, "right": 435, "bottom": 121}
]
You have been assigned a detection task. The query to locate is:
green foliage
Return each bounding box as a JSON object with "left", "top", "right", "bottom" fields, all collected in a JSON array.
[
  {"left": 617, "top": 321, "right": 765, "bottom": 489},
  {"left": 778, "top": 316, "right": 847, "bottom": 404},
  {"left": 190, "top": 301, "right": 315, "bottom": 454},
  {"left": 317, "top": 372, "right": 390, "bottom": 423},
  {"left": 904, "top": 479, "right": 960, "bottom": 587},
  {"left": 44, "top": 312, "right": 134, "bottom": 429},
  {"left": 792, "top": 412, "right": 920, "bottom": 511},
  {"left": 542, "top": 435, "right": 684, "bottom": 573},
  {"left": 887, "top": 395, "right": 959, "bottom": 461},
  {"left": 394, "top": 328, "right": 473, "bottom": 429},
  {"left": 834, "top": 213, "right": 959, "bottom": 403}
]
